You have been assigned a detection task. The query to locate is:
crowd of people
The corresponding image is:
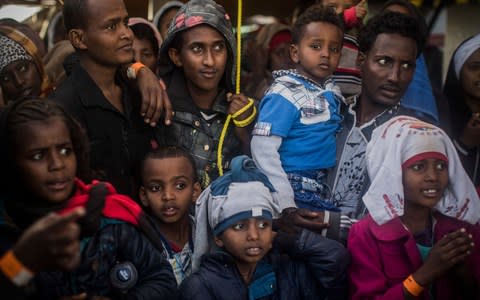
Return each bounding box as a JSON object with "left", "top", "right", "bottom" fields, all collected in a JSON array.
[{"left": 0, "top": 0, "right": 479, "bottom": 299}]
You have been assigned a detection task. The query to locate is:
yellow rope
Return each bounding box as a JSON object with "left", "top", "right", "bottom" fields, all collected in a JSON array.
[{"left": 217, "top": 0, "right": 243, "bottom": 177}]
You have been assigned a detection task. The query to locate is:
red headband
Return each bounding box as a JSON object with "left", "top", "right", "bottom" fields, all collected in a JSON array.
[{"left": 402, "top": 152, "right": 449, "bottom": 170}]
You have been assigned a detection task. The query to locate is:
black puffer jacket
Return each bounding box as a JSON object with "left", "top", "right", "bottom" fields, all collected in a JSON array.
[
  {"left": 179, "top": 230, "right": 349, "bottom": 300},
  {"left": 38, "top": 220, "right": 177, "bottom": 299}
]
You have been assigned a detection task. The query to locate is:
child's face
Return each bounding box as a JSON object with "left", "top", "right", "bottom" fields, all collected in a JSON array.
[
  {"left": 402, "top": 158, "right": 449, "bottom": 209},
  {"left": 14, "top": 117, "right": 77, "bottom": 203},
  {"left": 0, "top": 60, "right": 42, "bottom": 102},
  {"left": 291, "top": 22, "right": 342, "bottom": 84},
  {"left": 133, "top": 37, "right": 158, "bottom": 72},
  {"left": 140, "top": 157, "right": 201, "bottom": 224},
  {"left": 270, "top": 41, "right": 295, "bottom": 71},
  {"left": 74, "top": 0, "right": 134, "bottom": 66},
  {"left": 460, "top": 48, "right": 480, "bottom": 103},
  {"left": 360, "top": 33, "right": 417, "bottom": 109},
  {"left": 168, "top": 24, "right": 227, "bottom": 95},
  {"left": 215, "top": 217, "right": 273, "bottom": 270}
]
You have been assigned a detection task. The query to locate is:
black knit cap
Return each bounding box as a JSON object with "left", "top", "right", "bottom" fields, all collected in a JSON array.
[{"left": 158, "top": 0, "right": 236, "bottom": 90}]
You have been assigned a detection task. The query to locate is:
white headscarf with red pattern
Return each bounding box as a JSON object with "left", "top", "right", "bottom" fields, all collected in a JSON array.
[{"left": 363, "top": 116, "right": 480, "bottom": 225}]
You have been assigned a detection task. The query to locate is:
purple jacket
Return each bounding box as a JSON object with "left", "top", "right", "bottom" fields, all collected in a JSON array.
[{"left": 348, "top": 213, "right": 480, "bottom": 300}]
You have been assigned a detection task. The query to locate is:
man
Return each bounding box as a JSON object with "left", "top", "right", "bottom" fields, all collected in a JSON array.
[
  {"left": 52, "top": 0, "right": 167, "bottom": 196},
  {"left": 326, "top": 11, "right": 435, "bottom": 241},
  {"left": 264, "top": 12, "right": 432, "bottom": 243}
]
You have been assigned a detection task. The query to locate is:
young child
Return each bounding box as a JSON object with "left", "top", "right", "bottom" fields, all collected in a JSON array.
[
  {"left": 251, "top": 4, "right": 345, "bottom": 212},
  {"left": 0, "top": 98, "right": 176, "bottom": 298},
  {"left": 158, "top": 0, "right": 255, "bottom": 188},
  {"left": 181, "top": 155, "right": 349, "bottom": 300},
  {"left": 348, "top": 116, "right": 480, "bottom": 299},
  {"left": 129, "top": 17, "right": 162, "bottom": 73},
  {"left": 139, "top": 146, "right": 201, "bottom": 285}
]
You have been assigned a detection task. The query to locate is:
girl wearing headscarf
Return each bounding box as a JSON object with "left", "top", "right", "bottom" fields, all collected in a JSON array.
[
  {"left": 443, "top": 33, "right": 480, "bottom": 187},
  {"left": 348, "top": 116, "right": 480, "bottom": 300},
  {"left": 181, "top": 155, "right": 349, "bottom": 300},
  {"left": 0, "top": 24, "right": 52, "bottom": 103}
]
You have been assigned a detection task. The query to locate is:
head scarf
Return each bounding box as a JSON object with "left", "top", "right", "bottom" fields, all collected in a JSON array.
[
  {"left": 453, "top": 33, "right": 480, "bottom": 80},
  {"left": 0, "top": 34, "right": 32, "bottom": 73},
  {"left": 0, "top": 25, "right": 51, "bottom": 98},
  {"left": 192, "top": 155, "right": 281, "bottom": 271},
  {"left": 363, "top": 116, "right": 480, "bottom": 225},
  {"left": 443, "top": 33, "right": 480, "bottom": 138},
  {"left": 128, "top": 17, "right": 163, "bottom": 50},
  {"left": 158, "top": 0, "right": 236, "bottom": 90}
]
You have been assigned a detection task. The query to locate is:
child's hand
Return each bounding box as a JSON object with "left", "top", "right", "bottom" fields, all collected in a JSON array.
[
  {"left": 274, "top": 207, "right": 329, "bottom": 234},
  {"left": 460, "top": 112, "right": 480, "bottom": 148},
  {"left": 13, "top": 207, "right": 85, "bottom": 273},
  {"left": 226, "top": 93, "right": 254, "bottom": 122},
  {"left": 413, "top": 228, "right": 474, "bottom": 286},
  {"left": 355, "top": 0, "right": 367, "bottom": 20}
]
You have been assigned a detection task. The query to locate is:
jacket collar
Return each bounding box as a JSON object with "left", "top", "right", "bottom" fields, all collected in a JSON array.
[
  {"left": 70, "top": 63, "right": 133, "bottom": 116},
  {"left": 167, "top": 69, "right": 228, "bottom": 116},
  {"left": 367, "top": 215, "right": 411, "bottom": 241}
]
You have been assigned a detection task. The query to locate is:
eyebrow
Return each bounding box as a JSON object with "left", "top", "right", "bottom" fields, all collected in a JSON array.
[{"left": 25, "top": 141, "right": 72, "bottom": 153}]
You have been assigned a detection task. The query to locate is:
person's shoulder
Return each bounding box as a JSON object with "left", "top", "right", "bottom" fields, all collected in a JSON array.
[{"left": 179, "top": 271, "right": 209, "bottom": 298}]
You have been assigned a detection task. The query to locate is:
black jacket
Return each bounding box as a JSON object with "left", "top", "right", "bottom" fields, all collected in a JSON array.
[
  {"left": 50, "top": 64, "right": 155, "bottom": 197},
  {"left": 159, "top": 70, "right": 242, "bottom": 187},
  {"left": 179, "top": 230, "right": 349, "bottom": 300},
  {"left": 0, "top": 221, "right": 177, "bottom": 300}
]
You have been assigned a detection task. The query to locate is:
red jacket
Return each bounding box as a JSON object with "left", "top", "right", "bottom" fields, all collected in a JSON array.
[{"left": 348, "top": 213, "right": 480, "bottom": 300}]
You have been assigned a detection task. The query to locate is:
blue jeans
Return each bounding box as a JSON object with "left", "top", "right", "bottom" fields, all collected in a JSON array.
[{"left": 287, "top": 169, "right": 339, "bottom": 212}]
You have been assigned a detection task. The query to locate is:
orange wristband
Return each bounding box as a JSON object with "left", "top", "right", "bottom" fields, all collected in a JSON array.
[
  {"left": 126, "top": 62, "right": 146, "bottom": 79},
  {"left": 403, "top": 274, "right": 424, "bottom": 296},
  {"left": 0, "top": 250, "right": 34, "bottom": 286}
]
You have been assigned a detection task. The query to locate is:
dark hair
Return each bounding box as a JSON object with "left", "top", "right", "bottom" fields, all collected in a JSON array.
[
  {"left": 63, "top": 0, "right": 89, "bottom": 31},
  {"left": 380, "top": 0, "right": 428, "bottom": 53},
  {"left": 0, "top": 98, "right": 90, "bottom": 193},
  {"left": 140, "top": 146, "right": 198, "bottom": 184},
  {"left": 292, "top": 4, "right": 344, "bottom": 44},
  {"left": 130, "top": 23, "right": 160, "bottom": 56},
  {"left": 358, "top": 11, "right": 422, "bottom": 58}
]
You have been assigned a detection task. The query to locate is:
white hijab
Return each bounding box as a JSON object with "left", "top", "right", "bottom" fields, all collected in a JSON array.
[{"left": 363, "top": 116, "right": 480, "bottom": 225}]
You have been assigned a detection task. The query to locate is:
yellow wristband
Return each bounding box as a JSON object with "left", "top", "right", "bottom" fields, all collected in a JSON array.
[
  {"left": 233, "top": 105, "right": 257, "bottom": 127},
  {"left": 403, "top": 275, "right": 424, "bottom": 297},
  {"left": 0, "top": 250, "right": 34, "bottom": 286}
]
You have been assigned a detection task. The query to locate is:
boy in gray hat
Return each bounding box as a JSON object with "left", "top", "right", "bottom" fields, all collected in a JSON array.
[{"left": 180, "top": 155, "right": 349, "bottom": 300}]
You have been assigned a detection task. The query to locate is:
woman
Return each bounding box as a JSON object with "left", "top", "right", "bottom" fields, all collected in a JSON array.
[{"left": 443, "top": 33, "right": 480, "bottom": 187}]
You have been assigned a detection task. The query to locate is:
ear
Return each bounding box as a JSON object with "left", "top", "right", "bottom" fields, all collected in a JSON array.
[
  {"left": 290, "top": 44, "right": 299, "bottom": 64},
  {"left": 168, "top": 48, "right": 182, "bottom": 67},
  {"left": 191, "top": 182, "right": 201, "bottom": 204},
  {"left": 68, "top": 29, "right": 87, "bottom": 50},
  {"left": 139, "top": 186, "right": 149, "bottom": 207},
  {"left": 356, "top": 51, "right": 366, "bottom": 68},
  {"left": 214, "top": 235, "right": 224, "bottom": 248}
]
